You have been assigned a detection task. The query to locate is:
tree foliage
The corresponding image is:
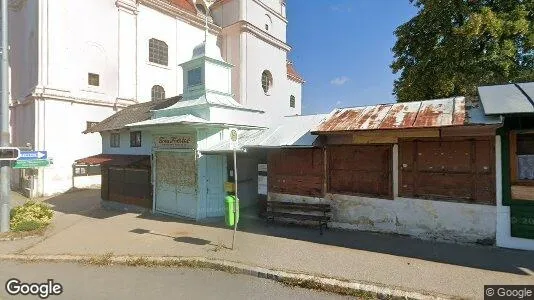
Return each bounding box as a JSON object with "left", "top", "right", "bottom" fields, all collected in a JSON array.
[{"left": 391, "top": 0, "right": 534, "bottom": 102}]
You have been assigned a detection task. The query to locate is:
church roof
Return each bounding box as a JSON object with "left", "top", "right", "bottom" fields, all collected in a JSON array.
[
  {"left": 83, "top": 96, "right": 181, "bottom": 133},
  {"left": 287, "top": 61, "right": 305, "bottom": 83},
  {"left": 169, "top": 0, "right": 197, "bottom": 14}
]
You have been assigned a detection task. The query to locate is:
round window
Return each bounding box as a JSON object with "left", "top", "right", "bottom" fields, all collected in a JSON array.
[{"left": 261, "top": 70, "right": 273, "bottom": 94}]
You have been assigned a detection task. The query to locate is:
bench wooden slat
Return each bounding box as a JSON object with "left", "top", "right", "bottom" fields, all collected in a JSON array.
[
  {"left": 265, "top": 211, "right": 330, "bottom": 222},
  {"left": 267, "top": 202, "right": 330, "bottom": 212}
]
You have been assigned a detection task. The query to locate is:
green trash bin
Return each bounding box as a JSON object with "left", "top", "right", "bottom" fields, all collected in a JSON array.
[{"left": 225, "top": 195, "right": 239, "bottom": 227}]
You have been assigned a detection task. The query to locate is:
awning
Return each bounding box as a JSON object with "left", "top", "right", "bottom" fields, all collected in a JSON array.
[
  {"left": 478, "top": 82, "right": 534, "bottom": 115},
  {"left": 75, "top": 154, "right": 150, "bottom": 166}
]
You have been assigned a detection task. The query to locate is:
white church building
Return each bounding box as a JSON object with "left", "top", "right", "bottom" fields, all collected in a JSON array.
[{"left": 8, "top": 0, "right": 304, "bottom": 196}]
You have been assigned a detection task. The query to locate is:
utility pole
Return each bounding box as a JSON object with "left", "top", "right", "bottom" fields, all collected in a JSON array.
[{"left": 0, "top": 0, "right": 10, "bottom": 233}]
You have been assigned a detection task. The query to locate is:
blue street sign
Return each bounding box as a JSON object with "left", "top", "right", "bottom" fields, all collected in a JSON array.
[{"left": 18, "top": 151, "right": 47, "bottom": 160}]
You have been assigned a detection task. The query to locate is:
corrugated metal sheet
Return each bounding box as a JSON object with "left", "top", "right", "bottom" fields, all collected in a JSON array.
[
  {"left": 478, "top": 82, "right": 534, "bottom": 115},
  {"left": 314, "top": 96, "right": 499, "bottom": 133},
  {"left": 204, "top": 114, "right": 328, "bottom": 152}
]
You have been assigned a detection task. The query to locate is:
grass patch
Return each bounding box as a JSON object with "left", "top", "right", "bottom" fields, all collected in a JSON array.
[
  {"left": 0, "top": 226, "right": 47, "bottom": 240},
  {"left": 84, "top": 252, "right": 114, "bottom": 266},
  {"left": 279, "top": 278, "right": 380, "bottom": 299}
]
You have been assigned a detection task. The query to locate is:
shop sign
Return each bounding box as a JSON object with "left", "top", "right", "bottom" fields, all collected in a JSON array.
[{"left": 154, "top": 135, "right": 195, "bottom": 149}]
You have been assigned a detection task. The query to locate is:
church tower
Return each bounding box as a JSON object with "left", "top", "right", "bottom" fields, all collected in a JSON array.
[{"left": 210, "top": 0, "right": 302, "bottom": 121}]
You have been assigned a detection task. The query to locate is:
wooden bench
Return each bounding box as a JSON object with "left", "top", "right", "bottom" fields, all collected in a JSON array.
[{"left": 265, "top": 201, "right": 331, "bottom": 234}]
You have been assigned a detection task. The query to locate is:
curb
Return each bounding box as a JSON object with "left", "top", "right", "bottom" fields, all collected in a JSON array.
[{"left": 0, "top": 254, "right": 455, "bottom": 300}]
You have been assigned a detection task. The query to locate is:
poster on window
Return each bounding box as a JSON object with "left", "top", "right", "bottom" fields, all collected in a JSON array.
[{"left": 518, "top": 155, "right": 534, "bottom": 180}]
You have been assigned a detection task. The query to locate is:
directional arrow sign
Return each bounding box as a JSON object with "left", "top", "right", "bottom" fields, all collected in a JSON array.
[
  {"left": 18, "top": 151, "right": 47, "bottom": 160},
  {"left": 13, "top": 159, "right": 51, "bottom": 169}
]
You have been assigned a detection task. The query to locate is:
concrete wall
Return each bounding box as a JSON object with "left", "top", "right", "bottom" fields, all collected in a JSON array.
[{"left": 269, "top": 192, "right": 496, "bottom": 244}]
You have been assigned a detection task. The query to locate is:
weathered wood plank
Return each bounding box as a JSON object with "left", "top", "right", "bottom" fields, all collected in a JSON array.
[{"left": 511, "top": 185, "right": 534, "bottom": 201}]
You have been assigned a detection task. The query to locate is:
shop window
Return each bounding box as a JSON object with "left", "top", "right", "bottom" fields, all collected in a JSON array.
[
  {"left": 130, "top": 131, "right": 142, "bottom": 148},
  {"left": 110, "top": 133, "right": 120, "bottom": 148}
]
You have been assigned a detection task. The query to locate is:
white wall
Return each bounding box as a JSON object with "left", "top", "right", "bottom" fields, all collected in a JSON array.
[
  {"left": 136, "top": 5, "right": 217, "bottom": 102},
  {"left": 101, "top": 130, "right": 153, "bottom": 155},
  {"left": 288, "top": 79, "right": 302, "bottom": 115},
  {"left": 269, "top": 192, "right": 497, "bottom": 244},
  {"left": 244, "top": 33, "right": 289, "bottom": 122},
  {"left": 45, "top": 0, "right": 118, "bottom": 103},
  {"left": 9, "top": 0, "right": 38, "bottom": 100},
  {"left": 39, "top": 100, "right": 117, "bottom": 195},
  {"left": 245, "top": 0, "right": 287, "bottom": 43}
]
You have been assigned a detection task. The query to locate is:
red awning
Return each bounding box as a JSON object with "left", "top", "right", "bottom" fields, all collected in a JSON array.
[{"left": 75, "top": 154, "right": 150, "bottom": 166}]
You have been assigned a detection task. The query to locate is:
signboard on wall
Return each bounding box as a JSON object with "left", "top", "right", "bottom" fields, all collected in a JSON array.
[{"left": 154, "top": 135, "right": 195, "bottom": 149}]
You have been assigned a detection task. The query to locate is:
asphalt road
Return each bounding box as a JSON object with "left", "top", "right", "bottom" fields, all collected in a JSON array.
[{"left": 0, "top": 261, "right": 350, "bottom": 300}]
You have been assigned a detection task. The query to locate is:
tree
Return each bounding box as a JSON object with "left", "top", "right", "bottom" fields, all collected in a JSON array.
[{"left": 391, "top": 0, "right": 534, "bottom": 102}]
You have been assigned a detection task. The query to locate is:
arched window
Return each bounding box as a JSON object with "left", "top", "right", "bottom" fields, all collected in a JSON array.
[
  {"left": 149, "top": 38, "right": 168, "bottom": 66},
  {"left": 261, "top": 70, "right": 273, "bottom": 95},
  {"left": 264, "top": 14, "right": 272, "bottom": 31},
  {"left": 151, "top": 85, "right": 165, "bottom": 101},
  {"left": 290, "top": 95, "right": 296, "bottom": 108}
]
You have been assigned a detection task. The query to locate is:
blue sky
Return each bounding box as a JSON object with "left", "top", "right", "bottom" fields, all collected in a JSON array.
[{"left": 286, "top": 0, "right": 418, "bottom": 115}]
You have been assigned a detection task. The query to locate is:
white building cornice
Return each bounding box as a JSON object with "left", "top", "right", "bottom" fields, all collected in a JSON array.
[
  {"left": 115, "top": 0, "right": 138, "bottom": 15},
  {"left": 11, "top": 86, "right": 133, "bottom": 109},
  {"left": 140, "top": 0, "right": 221, "bottom": 35},
  {"left": 223, "top": 20, "right": 291, "bottom": 52},
  {"left": 211, "top": 0, "right": 287, "bottom": 24}
]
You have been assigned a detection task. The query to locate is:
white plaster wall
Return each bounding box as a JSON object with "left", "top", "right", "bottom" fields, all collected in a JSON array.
[
  {"left": 101, "top": 130, "right": 153, "bottom": 155},
  {"left": 46, "top": 0, "right": 118, "bottom": 103},
  {"left": 269, "top": 192, "right": 496, "bottom": 243},
  {"left": 243, "top": 33, "right": 289, "bottom": 122},
  {"left": 209, "top": 106, "right": 266, "bottom": 127},
  {"left": 40, "top": 100, "right": 116, "bottom": 195},
  {"left": 245, "top": 0, "right": 287, "bottom": 43},
  {"left": 205, "top": 61, "right": 232, "bottom": 94},
  {"left": 137, "top": 5, "right": 216, "bottom": 102},
  {"left": 8, "top": 0, "right": 38, "bottom": 100},
  {"left": 211, "top": 0, "right": 239, "bottom": 27},
  {"left": 73, "top": 175, "right": 101, "bottom": 189},
  {"left": 287, "top": 79, "right": 302, "bottom": 116}
]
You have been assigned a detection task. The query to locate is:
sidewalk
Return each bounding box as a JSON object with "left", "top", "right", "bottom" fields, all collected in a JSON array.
[{"left": 1, "top": 189, "right": 533, "bottom": 299}]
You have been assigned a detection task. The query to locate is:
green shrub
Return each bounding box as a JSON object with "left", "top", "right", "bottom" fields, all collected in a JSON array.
[{"left": 10, "top": 201, "right": 53, "bottom": 232}]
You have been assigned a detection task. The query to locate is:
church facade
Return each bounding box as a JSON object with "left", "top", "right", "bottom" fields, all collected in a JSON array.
[{"left": 8, "top": 0, "right": 303, "bottom": 196}]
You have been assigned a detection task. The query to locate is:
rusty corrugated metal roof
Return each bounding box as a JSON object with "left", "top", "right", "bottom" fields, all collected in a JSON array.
[{"left": 314, "top": 97, "right": 491, "bottom": 133}]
